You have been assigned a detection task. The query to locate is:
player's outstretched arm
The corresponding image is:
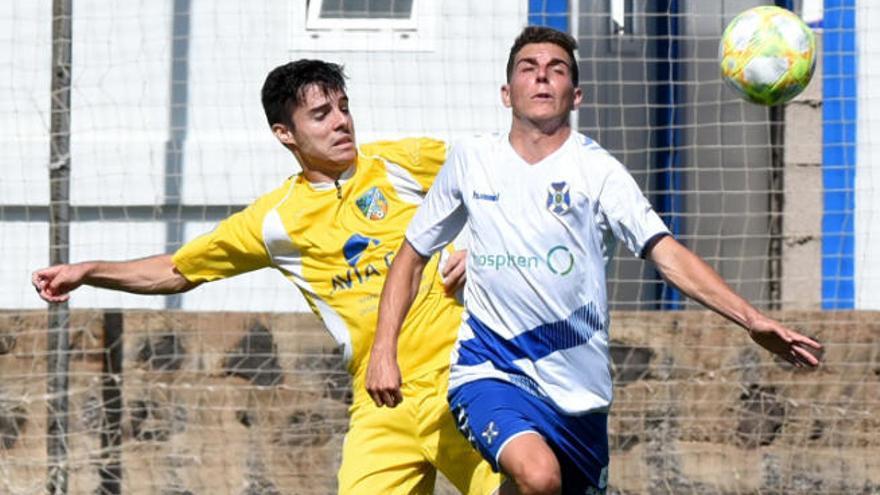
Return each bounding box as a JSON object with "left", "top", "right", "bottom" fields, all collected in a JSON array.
[
  {"left": 32, "top": 254, "right": 199, "bottom": 303},
  {"left": 366, "top": 240, "right": 430, "bottom": 408},
  {"left": 647, "top": 235, "right": 822, "bottom": 368}
]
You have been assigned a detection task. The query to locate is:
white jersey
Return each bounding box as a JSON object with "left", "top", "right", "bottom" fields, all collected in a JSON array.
[{"left": 406, "top": 131, "right": 669, "bottom": 414}]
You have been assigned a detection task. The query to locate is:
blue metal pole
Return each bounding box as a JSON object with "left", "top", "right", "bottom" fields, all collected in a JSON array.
[
  {"left": 654, "top": 0, "right": 684, "bottom": 309},
  {"left": 822, "top": 0, "right": 856, "bottom": 309}
]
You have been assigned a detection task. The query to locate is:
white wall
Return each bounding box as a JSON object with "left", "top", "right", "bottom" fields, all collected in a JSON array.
[
  {"left": 0, "top": 0, "right": 527, "bottom": 310},
  {"left": 857, "top": 0, "right": 880, "bottom": 308}
]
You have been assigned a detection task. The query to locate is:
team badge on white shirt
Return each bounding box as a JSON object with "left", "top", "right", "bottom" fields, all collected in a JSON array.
[{"left": 546, "top": 181, "right": 572, "bottom": 215}]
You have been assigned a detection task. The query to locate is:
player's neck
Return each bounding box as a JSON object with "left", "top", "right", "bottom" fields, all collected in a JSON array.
[
  {"left": 508, "top": 119, "right": 572, "bottom": 165},
  {"left": 295, "top": 150, "right": 355, "bottom": 184},
  {"left": 301, "top": 167, "right": 347, "bottom": 184}
]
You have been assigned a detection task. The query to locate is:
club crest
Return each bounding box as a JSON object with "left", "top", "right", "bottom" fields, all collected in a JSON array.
[
  {"left": 356, "top": 187, "right": 389, "bottom": 220},
  {"left": 481, "top": 421, "right": 499, "bottom": 446},
  {"left": 546, "top": 181, "right": 571, "bottom": 215}
]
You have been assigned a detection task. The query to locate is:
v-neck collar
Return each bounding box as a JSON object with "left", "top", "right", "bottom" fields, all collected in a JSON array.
[{"left": 505, "top": 131, "right": 575, "bottom": 169}]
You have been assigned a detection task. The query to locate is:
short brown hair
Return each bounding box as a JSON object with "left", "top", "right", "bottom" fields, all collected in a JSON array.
[
  {"left": 506, "top": 26, "right": 579, "bottom": 86},
  {"left": 261, "top": 59, "right": 347, "bottom": 128}
]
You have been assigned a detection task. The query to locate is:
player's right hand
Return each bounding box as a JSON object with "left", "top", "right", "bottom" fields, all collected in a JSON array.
[
  {"left": 31, "top": 264, "right": 88, "bottom": 303},
  {"left": 747, "top": 314, "right": 823, "bottom": 368},
  {"left": 365, "top": 348, "right": 403, "bottom": 408}
]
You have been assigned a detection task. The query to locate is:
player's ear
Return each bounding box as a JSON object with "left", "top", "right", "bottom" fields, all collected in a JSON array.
[
  {"left": 571, "top": 87, "right": 583, "bottom": 110},
  {"left": 272, "top": 123, "right": 297, "bottom": 148},
  {"left": 501, "top": 84, "right": 512, "bottom": 108}
]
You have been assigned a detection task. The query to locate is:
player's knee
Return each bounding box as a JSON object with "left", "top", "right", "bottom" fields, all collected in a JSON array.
[
  {"left": 499, "top": 435, "right": 562, "bottom": 495},
  {"left": 508, "top": 454, "right": 561, "bottom": 495},
  {"left": 514, "top": 467, "right": 561, "bottom": 495}
]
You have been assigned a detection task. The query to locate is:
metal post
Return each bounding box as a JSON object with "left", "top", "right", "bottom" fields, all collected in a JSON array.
[
  {"left": 47, "top": 0, "right": 72, "bottom": 493},
  {"left": 768, "top": 104, "right": 785, "bottom": 310},
  {"left": 99, "top": 311, "right": 124, "bottom": 495},
  {"left": 164, "top": 0, "right": 192, "bottom": 310}
]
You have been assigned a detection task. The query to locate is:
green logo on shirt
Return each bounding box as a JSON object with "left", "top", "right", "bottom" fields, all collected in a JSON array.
[
  {"left": 546, "top": 245, "right": 574, "bottom": 276},
  {"left": 472, "top": 245, "right": 574, "bottom": 276}
]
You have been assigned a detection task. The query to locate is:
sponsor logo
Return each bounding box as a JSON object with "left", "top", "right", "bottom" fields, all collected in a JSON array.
[
  {"left": 342, "top": 233, "right": 380, "bottom": 267},
  {"left": 356, "top": 186, "right": 388, "bottom": 220},
  {"left": 547, "top": 181, "right": 571, "bottom": 215},
  {"left": 333, "top": 233, "right": 393, "bottom": 292},
  {"left": 473, "top": 253, "right": 540, "bottom": 270},
  {"left": 546, "top": 245, "right": 574, "bottom": 276},
  {"left": 473, "top": 245, "right": 574, "bottom": 276},
  {"left": 473, "top": 191, "right": 500, "bottom": 202}
]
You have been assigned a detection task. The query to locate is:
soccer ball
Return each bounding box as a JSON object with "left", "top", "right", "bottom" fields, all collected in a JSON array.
[{"left": 719, "top": 6, "right": 816, "bottom": 106}]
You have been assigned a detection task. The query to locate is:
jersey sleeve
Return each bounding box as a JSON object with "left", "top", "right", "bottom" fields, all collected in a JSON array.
[
  {"left": 360, "top": 137, "right": 446, "bottom": 192},
  {"left": 405, "top": 144, "right": 468, "bottom": 257},
  {"left": 172, "top": 186, "right": 282, "bottom": 282},
  {"left": 597, "top": 160, "right": 671, "bottom": 258}
]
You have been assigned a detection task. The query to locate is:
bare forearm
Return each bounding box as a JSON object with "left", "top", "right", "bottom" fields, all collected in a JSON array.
[
  {"left": 650, "top": 237, "right": 757, "bottom": 329},
  {"left": 82, "top": 254, "right": 197, "bottom": 294},
  {"left": 649, "top": 236, "right": 823, "bottom": 367},
  {"left": 373, "top": 242, "right": 428, "bottom": 355}
]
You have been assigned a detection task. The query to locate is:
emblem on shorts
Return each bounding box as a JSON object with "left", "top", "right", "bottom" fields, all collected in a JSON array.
[
  {"left": 481, "top": 421, "right": 499, "bottom": 446},
  {"left": 547, "top": 181, "right": 571, "bottom": 215},
  {"left": 356, "top": 187, "right": 388, "bottom": 220}
]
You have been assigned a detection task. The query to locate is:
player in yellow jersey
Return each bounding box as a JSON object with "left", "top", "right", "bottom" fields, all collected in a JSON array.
[{"left": 32, "top": 59, "right": 504, "bottom": 494}]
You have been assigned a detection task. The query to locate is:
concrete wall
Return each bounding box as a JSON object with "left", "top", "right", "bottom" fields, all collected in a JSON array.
[
  {"left": 783, "top": 37, "right": 823, "bottom": 309},
  {"left": 0, "top": 0, "right": 526, "bottom": 311},
  {"left": 856, "top": 2, "right": 880, "bottom": 308},
  {"left": 1, "top": 309, "right": 876, "bottom": 493}
]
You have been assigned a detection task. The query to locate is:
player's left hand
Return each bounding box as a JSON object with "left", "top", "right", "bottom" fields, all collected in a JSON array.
[
  {"left": 365, "top": 347, "right": 403, "bottom": 408},
  {"left": 442, "top": 249, "right": 467, "bottom": 295},
  {"left": 747, "top": 315, "right": 823, "bottom": 368}
]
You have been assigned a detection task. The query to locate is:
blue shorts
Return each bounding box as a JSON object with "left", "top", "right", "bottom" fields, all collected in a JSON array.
[{"left": 448, "top": 379, "right": 609, "bottom": 494}]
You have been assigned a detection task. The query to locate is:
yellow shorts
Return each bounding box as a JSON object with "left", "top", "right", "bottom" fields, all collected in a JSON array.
[{"left": 338, "top": 367, "right": 502, "bottom": 494}]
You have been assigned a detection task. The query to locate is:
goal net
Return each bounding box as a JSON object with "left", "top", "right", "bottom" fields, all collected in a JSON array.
[{"left": 1, "top": 0, "right": 876, "bottom": 493}]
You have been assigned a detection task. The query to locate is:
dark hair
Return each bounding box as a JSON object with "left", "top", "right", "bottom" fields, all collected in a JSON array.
[
  {"left": 506, "top": 26, "right": 579, "bottom": 86},
  {"left": 261, "top": 59, "right": 347, "bottom": 127}
]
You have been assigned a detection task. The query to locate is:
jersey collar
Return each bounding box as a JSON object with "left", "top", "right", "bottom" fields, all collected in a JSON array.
[{"left": 305, "top": 164, "right": 356, "bottom": 191}]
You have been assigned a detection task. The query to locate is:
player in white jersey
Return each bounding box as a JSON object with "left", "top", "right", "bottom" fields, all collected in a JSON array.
[{"left": 366, "top": 27, "right": 822, "bottom": 495}]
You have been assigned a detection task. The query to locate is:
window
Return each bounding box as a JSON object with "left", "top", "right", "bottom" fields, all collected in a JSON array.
[
  {"left": 610, "top": 0, "right": 634, "bottom": 36},
  {"left": 317, "top": 0, "right": 413, "bottom": 19},
  {"left": 608, "top": 0, "right": 639, "bottom": 54},
  {"left": 307, "top": 0, "right": 417, "bottom": 30},
  {"left": 297, "top": 0, "right": 435, "bottom": 51}
]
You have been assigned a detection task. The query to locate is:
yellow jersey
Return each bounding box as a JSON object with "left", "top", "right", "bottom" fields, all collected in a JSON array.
[{"left": 172, "top": 138, "right": 461, "bottom": 394}]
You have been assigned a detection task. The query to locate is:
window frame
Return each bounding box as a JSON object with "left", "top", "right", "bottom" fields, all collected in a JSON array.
[
  {"left": 296, "top": 0, "right": 437, "bottom": 52},
  {"left": 306, "top": 0, "right": 419, "bottom": 31}
]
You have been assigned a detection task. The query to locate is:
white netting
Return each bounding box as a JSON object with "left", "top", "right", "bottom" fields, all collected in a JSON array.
[{"left": 1, "top": 1, "right": 877, "bottom": 494}]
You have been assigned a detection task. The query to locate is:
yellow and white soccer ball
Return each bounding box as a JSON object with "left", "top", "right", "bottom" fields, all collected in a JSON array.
[{"left": 719, "top": 5, "right": 816, "bottom": 106}]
